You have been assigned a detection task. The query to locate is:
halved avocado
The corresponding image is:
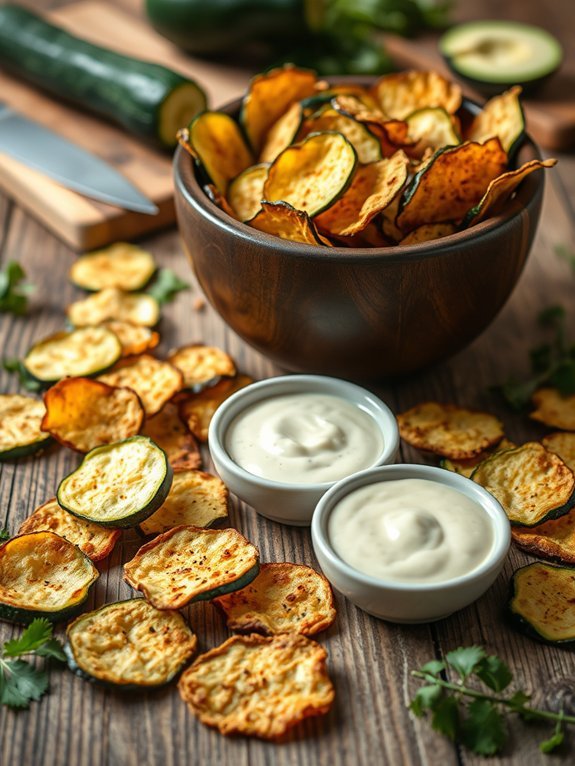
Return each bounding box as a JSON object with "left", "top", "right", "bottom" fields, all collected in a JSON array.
[{"left": 440, "top": 21, "right": 563, "bottom": 95}]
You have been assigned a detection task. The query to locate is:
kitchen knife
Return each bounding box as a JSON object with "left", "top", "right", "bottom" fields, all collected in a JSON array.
[{"left": 0, "top": 102, "right": 159, "bottom": 215}]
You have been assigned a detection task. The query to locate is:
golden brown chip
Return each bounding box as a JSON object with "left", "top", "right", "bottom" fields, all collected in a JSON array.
[
  {"left": 168, "top": 344, "right": 237, "bottom": 392},
  {"left": 398, "top": 401, "right": 504, "bottom": 459},
  {"left": 371, "top": 70, "right": 462, "bottom": 120},
  {"left": 67, "top": 288, "right": 160, "bottom": 328},
  {"left": 139, "top": 470, "right": 228, "bottom": 535},
  {"left": 399, "top": 222, "right": 457, "bottom": 246},
  {"left": 330, "top": 95, "right": 413, "bottom": 158},
  {"left": 203, "top": 183, "right": 238, "bottom": 219},
  {"left": 214, "top": 563, "right": 336, "bottom": 637},
  {"left": 141, "top": 403, "right": 201, "bottom": 471},
  {"left": 18, "top": 498, "right": 120, "bottom": 562},
  {"left": 247, "top": 201, "right": 331, "bottom": 246},
  {"left": 381, "top": 190, "right": 403, "bottom": 243},
  {"left": 178, "top": 633, "right": 334, "bottom": 739},
  {"left": 0, "top": 394, "right": 50, "bottom": 460},
  {"left": 100, "top": 320, "right": 160, "bottom": 357},
  {"left": 509, "top": 562, "right": 575, "bottom": 643},
  {"left": 178, "top": 374, "right": 254, "bottom": 442},
  {"left": 98, "top": 355, "right": 184, "bottom": 417},
  {"left": 530, "top": 387, "right": 575, "bottom": 431},
  {"left": 512, "top": 509, "right": 575, "bottom": 565},
  {"left": 542, "top": 432, "right": 575, "bottom": 471},
  {"left": 442, "top": 438, "right": 516, "bottom": 478},
  {"left": 465, "top": 86, "right": 524, "bottom": 154},
  {"left": 69, "top": 243, "right": 156, "bottom": 292},
  {"left": 227, "top": 163, "right": 269, "bottom": 222},
  {"left": 42, "top": 377, "right": 144, "bottom": 453},
  {"left": 405, "top": 107, "right": 461, "bottom": 158},
  {"left": 259, "top": 102, "right": 303, "bottom": 164},
  {"left": 299, "top": 107, "right": 382, "bottom": 163}
]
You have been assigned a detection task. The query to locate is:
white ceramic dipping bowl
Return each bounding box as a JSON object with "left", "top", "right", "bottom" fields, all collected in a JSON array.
[
  {"left": 208, "top": 374, "right": 399, "bottom": 526},
  {"left": 311, "top": 463, "right": 511, "bottom": 623}
]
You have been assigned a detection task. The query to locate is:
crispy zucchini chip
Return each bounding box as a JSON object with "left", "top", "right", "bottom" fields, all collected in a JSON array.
[
  {"left": 512, "top": 509, "right": 575, "bottom": 565},
  {"left": 316, "top": 152, "right": 409, "bottom": 237},
  {"left": 0, "top": 531, "right": 98, "bottom": 624},
  {"left": 472, "top": 442, "right": 575, "bottom": 527},
  {"left": 299, "top": 107, "right": 382, "bottom": 163},
  {"left": 397, "top": 138, "right": 508, "bottom": 232},
  {"left": 330, "top": 96, "right": 413, "bottom": 157},
  {"left": 263, "top": 132, "right": 357, "bottom": 217},
  {"left": 168, "top": 343, "right": 237, "bottom": 392},
  {"left": 100, "top": 320, "right": 160, "bottom": 357},
  {"left": 441, "top": 438, "right": 516, "bottom": 478},
  {"left": 227, "top": 163, "right": 269, "bottom": 222},
  {"left": 178, "top": 633, "right": 334, "bottom": 740},
  {"left": 141, "top": 403, "right": 201, "bottom": 471},
  {"left": 530, "top": 387, "right": 575, "bottom": 431},
  {"left": 247, "top": 201, "right": 331, "bottom": 246},
  {"left": 381, "top": 191, "right": 403, "bottom": 243},
  {"left": 371, "top": 70, "right": 462, "bottom": 120},
  {"left": 42, "top": 377, "right": 144, "bottom": 453},
  {"left": 509, "top": 562, "right": 575, "bottom": 644},
  {"left": 465, "top": 86, "right": 525, "bottom": 155},
  {"left": 18, "top": 498, "right": 120, "bottom": 562},
  {"left": 69, "top": 243, "right": 156, "bottom": 292},
  {"left": 124, "top": 525, "right": 259, "bottom": 609},
  {"left": 178, "top": 374, "right": 254, "bottom": 442},
  {"left": 0, "top": 394, "right": 50, "bottom": 460},
  {"left": 57, "top": 436, "right": 173, "bottom": 528},
  {"left": 241, "top": 64, "right": 317, "bottom": 153},
  {"left": 214, "top": 563, "right": 336, "bottom": 637},
  {"left": 139, "top": 470, "right": 228, "bottom": 536},
  {"left": 67, "top": 287, "right": 160, "bottom": 328},
  {"left": 400, "top": 222, "right": 457, "bottom": 245},
  {"left": 542, "top": 432, "right": 575, "bottom": 472},
  {"left": 398, "top": 401, "right": 504, "bottom": 459},
  {"left": 23, "top": 327, "right": 122, "bottom": 384},
  {"left": 203, "top": 183, "right": 238, "bottom": 219},
  {"left": 98, "top": 355, "right": 184, "bottom": 416},
  {"left": 405, "top": 107, "right": 461, "bottom": 157},
  {"left": 260, "top": 102, "right": 303, "bottom": 164},
  {"left": 66, "top": 599, "right": 197, "bottom": 688}
]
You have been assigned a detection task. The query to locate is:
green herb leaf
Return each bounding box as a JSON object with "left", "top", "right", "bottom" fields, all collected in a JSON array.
[
  {"left": 419, "top": 659, "right": 445, "bottom": 677},
  {"left": 34, "top": 640, "right": 66, "bottom": 662},
  {"left": 431, "top": 695, "right": 459, "bottom": 740},
  {"left": 475, "top": 654, "right": 513, "bottom": 692},
  {"left": 147, "top": 268, "right": 190, "bottom": 305},
  {"left": 549, "top": 360, "right": 575, "bottom": 396},
  {"left": 2, "top": 358, "right": 41, "bottom": 392},
  {"left": 3, "top": 619, "right": 55, "bottom": 658},
  {"left": 538, "top": 304, "right": 565, "bottom": 328},
  {"left": 540, "top": 729, "right": 564, "bottom": 754},
  {"left": 461, "top": 699, "right": 507, "bottom": 756},
  {"left": 0, "top": 659, "right": 49, "bottom": 708},
  {"left": 445, "top": 646, "right": 485, "bottom": 680},
  {"left": 410, "top": 684, "right": 443, "bottom": 716},
  {"left": 0, "top": 527, "right": 9, "bottom": 542},
  {"left": 530, "top": 343, "right": 553, "bottom": 374},
  {"left": 498, "top": 377, "right": 540, "bottom": 411},
  {"left": 0, "top": 261, "right": 35, "bottom": 316},
  {"left": 555, "top": 243, "right": 575, "bottom": 274}
]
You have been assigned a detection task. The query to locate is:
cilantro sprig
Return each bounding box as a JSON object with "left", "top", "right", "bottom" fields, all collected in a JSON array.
[
  {"left": 0, "top": 619, "right": 65, "bottom": 709},
  {"left": 410, "top": 646, "right": 575, "bottom": 755},
  {"left": 0, "top": 261, "right": 35, "bottom": 316},
  {"left": 147, "top": 268, "right": 190, "bottom": 305}
]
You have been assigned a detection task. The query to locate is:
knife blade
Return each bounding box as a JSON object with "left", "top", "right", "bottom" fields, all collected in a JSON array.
[{"left": 0, "top": 102, "right": 159, "bottom": 215}]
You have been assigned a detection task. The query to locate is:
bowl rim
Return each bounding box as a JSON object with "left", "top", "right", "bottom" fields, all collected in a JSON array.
[{"left": 311, "top": 462, "right": 511, "bottom": 592}]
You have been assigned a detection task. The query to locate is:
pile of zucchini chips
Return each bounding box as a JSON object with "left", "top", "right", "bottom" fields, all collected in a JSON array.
[
  {"left": 398, "top": 398, "right": 575, "bottom": 645},
  {"left": 179, "top": 65, "right": 556, "bottom": 248},
  {"left": 0, "top": 243, "right": 337, "bottom": 739}
]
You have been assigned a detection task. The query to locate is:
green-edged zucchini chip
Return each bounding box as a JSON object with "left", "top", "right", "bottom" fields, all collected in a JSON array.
[
  {"left": 542, "top": 432, "right": 575, "bottom": 472},
  {"left": 178, "top": 633, "right": 334, "bottom": 740},
  {"left": 69, "top": 243, "right": 156, "bottom": 292},
  {"left": 441, "top": 438, "right": 516, "bottom": 478},
  {"left": 178, "top": 374, "right": 254, "bottom": 442},
  {"left": 259, "top": 102, "right": 303, "bottom": 164},
  {"left": 100, "top": 320, "right": 160, "bottom": 358},
  {"left": 530, "top": 387, "right": 575, "bottom": 431},
  {"left": 465, "top": 86, "right": 525, "bottom": 156},
  {"left": 66, "top": 599, "right": 197, "bottom": 688},
  {"left": 227, "top": 164, "right": 269, "bottom": 222},
  {"left": 509, "top": 562, "right": 575, "bottom": 644},
  {"left": 0, "top": 531, "right": 98, "bottom": 624},
  {"left": 512, "top": 509, "right": 575, "bottom": 565},
  {"left": 124, "top": 525, "right": 259, "bottom": 609},
  {"left": 42, "top": 377, "right": 144, "bottom": 453},
  {"left": 214, "top": 563, "right": 336, "bottom": 637},
  {"left": 400, "top": 222, "right": 457, "bottom": 245},
  {"left": 263, "top": 132, "right": 357, "bottom": 217},
  {"left": 0, "top": 394, "right": 51, "bottom": 460},
  {"left": 57, "top": 436, "right": 173, "bottom": 528},
  {"left": 139, "top": 470, "right": 228, "bottom": 536},
  {"left": 18, "top": 498, "right": 120, "bottom": 562},
  {"left": 141, "top": 403, "right": 201, "bottom": 471},
  {"left": 67, "top": 288, "right": 160, "bottom": 328},
  {"left": 405, "top": 107, "right": 461, "bottom": 157},
  {"left": 168, "top": 343, "right": 237, "bottom": 392},
  {"left": 472, "top": 442, "right": 575, "bottom": 527},
  {"left": 371, "top": 70, "right": 462, "bottom": 120},
  {"left": 299, "top": 107, "right": 383, "bottom": 163},
  {"left": 23, "top": 327, "right": 122, "bottom": 384},
  {"left": 247, "top": 201, "right": 331, "bottom": 246},
  {"left": 98, "top": 355, "right": 184, "bottom": 416},
  {"left": 315, "top": 152, "right": 409, "bottom": 237}
]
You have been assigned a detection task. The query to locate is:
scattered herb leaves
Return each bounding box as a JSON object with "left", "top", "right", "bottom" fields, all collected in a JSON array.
[
  {"left": 0, "top": 262, "right": 35, "bottom": 316},
  {"left": 555, "top": 244, "right": 575, "bottom": 275},
  {"left": 0, "top": 527, "right": 9, "bottom": 542},
  {"left": 147, "top": 268, "right": 190, "bottom": 305},
  {"left": 2, "top": 358, "right": 41, "bottom": 392}
]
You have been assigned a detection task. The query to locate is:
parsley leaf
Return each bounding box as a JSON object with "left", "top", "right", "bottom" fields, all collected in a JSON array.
[
  {"left": 445, "top": 646, "right": 485, "bottom": 680},
  {"left": 3, "top": 619, "right": 55, "bottom": 657},
  {"left": 431, "top": 696, "right": 459, "bottom": 740},
  {"left": 410, "top": 684, "right": 443, "bottom": 716},
  {"left": 0, "top": 261, "right": 35, "bottom": 316},
  {"left": 0, "top": 527, "right": 9, "bottom": 542},
  {"left": 147, "top": 268, "right": 190, "bottom": 305},
  {"left": 475, "top": 654, "right": 513, "bottom": 693},
  {"left": 461, "top": 699, "right": 507, "bottom": 756},
  {"left": 2, "top": 358, "right": 41, "bottom": 392}
]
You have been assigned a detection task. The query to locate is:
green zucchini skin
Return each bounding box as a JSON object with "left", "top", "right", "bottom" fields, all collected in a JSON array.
[
  {"left": 0, "top": 435, "right": 52, "bottom": 462},
  {"left": 193, "top": 562, "right": 260, "bottom": 604},
  {"left": 0, "top": 598, "right": 89, "bottom": 626},
  {"left": 0, "top": 4, "right": 207, "bottom": 149}
]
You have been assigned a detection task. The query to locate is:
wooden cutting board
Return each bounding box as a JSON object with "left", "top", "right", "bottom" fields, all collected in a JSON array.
[{"left": 0, "top": 1, "right": 250, "bottom": 252}]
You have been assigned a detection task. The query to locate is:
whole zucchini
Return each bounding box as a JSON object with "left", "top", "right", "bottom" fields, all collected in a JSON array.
[{"left": 0, "top": 4, "right": 207, "bottom": 149}]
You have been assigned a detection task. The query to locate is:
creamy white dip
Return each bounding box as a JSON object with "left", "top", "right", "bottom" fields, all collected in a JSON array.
[
  {"left": 224, "top": 392, "right": 384, "bottom": 484},
  {"left": 328, "top": 478, "right": 493, "bottom": 583}
]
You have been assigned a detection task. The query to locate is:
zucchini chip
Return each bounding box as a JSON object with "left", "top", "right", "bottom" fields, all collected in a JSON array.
[
  {"left": 397, "top": 401, "right": 504, "bottom": 460},
  {"left": 100, "top": 320, "right": 160, "bottom": 358},
  {"left": 141, "top": 403, "right": 201, "bottom": 471},
  {"left": 69, "top": 243, "right": 156, "bottom": 292},
  {"left": 530, "top": 387, "right": 575, "bottom": 431},
  {"left": 139, "top": 470, "right": 228, "bottom": 536},
  {"left": 178, "top": 633, "right": 334, "bottom": 740},
  {"left": 371, "top": 70, "right": 462, "bottom": 120},
  {"left": 23, "top": 327, "right": 122, "bottom": 384},
  {"left": 0, "top": 394, "right": 50, "bottom": 460},
  {"left": 203, "top": 183, "right": 238, "bottom": 219},
  {"left": 98, "top": 355, "right": 184, "bottom": 417},
  {"left": 472, "top": 442, "right": 575, "bottom": 527},
  {"left": 259, "top": 102, "right": 303, "bottom": 164},
  {"left": 405, "top": 107, "right": 461, "bottom": 157},
  {"left": 397, "top": 138, "right": 508, "bottom": 232},
  {"left": 214, "top": 563, "right": 336, "bottom": 637},
  {"left": 42, "top": 377, "right": 145, "bottom": 453},
  {"left": 18, "top": 498, "right": 120, "bottom": 562},
  {"left": 263, "top": 132, "right": 357, "bottom": 217},
  {"left": 315, "top": 152, "right": 409, "bottom": 237},
  {"left": 0, "top": 531, "right": 98, "bottom": 624},
  {"left": 465, "top": 86, "right": 525, "bottom": 155},
  {"left": 66, "top": 599, "right": 197, "bottom": 688},
  {"left": 300, "top": 108, "right": 383, "bottom": 163},
  {"left": 441, "top": 437, "right": 516, "bottom": 478},
  {"left": 330, "top": 96, "right": 413, "bottom": 157},
  {"left": 542, "top": 432, "right": 575, "bottom": 472},
  {"left": 227, "top": 164, "right": 269, "bottom": 222},
  {"left": 57, "top": 436, "right": 173, "bottom": 528},
  {"left": 67, "top": 287, "right": 160, "bottom": 328},
  {"left": 124, "top": 525, "right": 259, "bottom": 609},
  {"left": 247, "top": 201, "right": 331, "bottom": 246},
  {"left": 400, "top": 223, "right": 457, "bottom": 246},
  {"left": 512, "top": 509, "right": 575, "bottom": 565},
  {"left": 509, "top": 562, "right": 575, "bottom": 644},
  {"left": 178, "top": 373, "right": 254, "bottom": 442},
  {"left": 168, "top": 343, "right": 237, "bottom": 392}
]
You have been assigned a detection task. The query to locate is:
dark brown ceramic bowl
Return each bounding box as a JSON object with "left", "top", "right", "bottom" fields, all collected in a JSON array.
[{"left": 174, "top": 95, "right": 545, "bottom": 380}]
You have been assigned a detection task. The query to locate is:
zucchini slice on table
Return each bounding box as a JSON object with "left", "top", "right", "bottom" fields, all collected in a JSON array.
[
  {"left": 65, "top": 599, "right": 197, "bottom": 688},
  {"left": 0, "top": 531, "right": 98, "bottom": 624},
  {"left": 67, "top": 288, "right": 160, "bottom": 328},
  {"left": 70, "top": 243, "right": 157, "bottom": 292},
  {"left": 512, "top": 508, "right": 575, "bottom": 565},
  {"left": 509, "top": 562, "right": 575, "bottom": 644},
  {"left": 124, "top": 525, "right": 259, "bottom": 609},
  {"left": 57, "top": 436, "right": 173, "bottom": 529},
  {"left": 0, "top": 394, "right": 51, "bottom": 460}
]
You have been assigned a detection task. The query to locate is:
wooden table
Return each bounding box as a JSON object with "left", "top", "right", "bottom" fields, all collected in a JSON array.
[{"left": 1, "top": 1, "right": 575, "bottom": 764}]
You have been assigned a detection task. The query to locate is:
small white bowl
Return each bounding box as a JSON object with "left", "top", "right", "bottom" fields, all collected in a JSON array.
[
  {"left": 311, "top": 463, "right": 511, "bottom": 623},
  {"left": 208, "top": 374, "right": 399, "bottom": 526}
]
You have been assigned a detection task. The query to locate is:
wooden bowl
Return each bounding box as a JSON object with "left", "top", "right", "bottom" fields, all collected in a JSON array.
[{"left": 174, "top": 99, "right": 545, "bottom": 380}]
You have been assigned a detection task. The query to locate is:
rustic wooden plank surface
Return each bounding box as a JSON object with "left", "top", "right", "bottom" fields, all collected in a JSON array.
[{"left": 1, "top": 1, "right": 575, "bottom": 765}]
